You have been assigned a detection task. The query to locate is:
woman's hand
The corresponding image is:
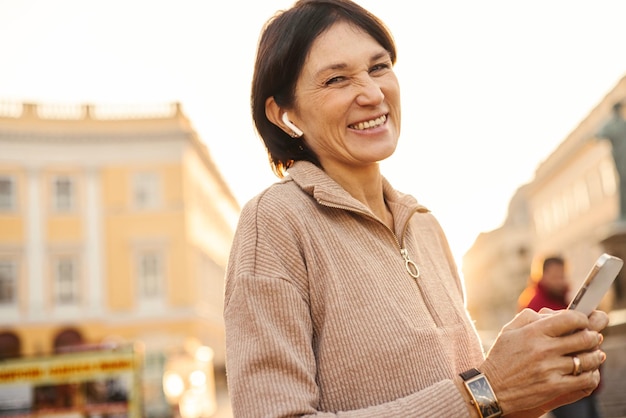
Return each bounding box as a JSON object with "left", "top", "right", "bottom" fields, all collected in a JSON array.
[{"left": 479, "top": 308, "right": 608, "bottom": 416}]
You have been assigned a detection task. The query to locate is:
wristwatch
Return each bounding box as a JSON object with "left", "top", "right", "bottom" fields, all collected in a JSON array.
[{"left": 459, "top": 368, "right": 503, "bottom": 418}]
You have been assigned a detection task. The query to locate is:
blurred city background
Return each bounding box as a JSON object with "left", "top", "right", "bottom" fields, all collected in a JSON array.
[{"left": 1, "top": 0, "right": 626, "bottom": 417}]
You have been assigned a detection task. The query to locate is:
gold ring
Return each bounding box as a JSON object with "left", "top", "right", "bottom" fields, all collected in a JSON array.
[{"left": 572, "top": 355, "right": 582, "bottom": 376}]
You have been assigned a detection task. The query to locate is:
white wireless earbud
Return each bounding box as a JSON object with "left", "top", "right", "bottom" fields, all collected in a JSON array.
[{"left": 281, "top": 113, "right": 304, "bottom": 138}]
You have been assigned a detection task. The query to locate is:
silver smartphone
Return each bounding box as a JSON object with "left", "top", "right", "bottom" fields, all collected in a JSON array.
[{"left": 567, "top": 253, "right": 623, "bottom": 316}]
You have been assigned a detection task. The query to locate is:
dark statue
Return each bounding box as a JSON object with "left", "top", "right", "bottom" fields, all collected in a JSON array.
[{"left": 598, "top": 101, "right": 626, "bottom": 219}]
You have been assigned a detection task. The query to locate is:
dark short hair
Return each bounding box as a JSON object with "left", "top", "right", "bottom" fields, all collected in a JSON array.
[
  {"left": 251, "top": 0, "right": 397, "bottom": 177},
  {"left": 542, "top": 256, "right": 564, "bottom": 273}
]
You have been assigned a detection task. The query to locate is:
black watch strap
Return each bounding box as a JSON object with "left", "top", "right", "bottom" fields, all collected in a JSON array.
[{"left": 459, "top": 367, "right": 481, "bottom": 380}]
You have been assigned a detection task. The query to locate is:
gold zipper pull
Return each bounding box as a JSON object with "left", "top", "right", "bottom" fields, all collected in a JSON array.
[{"left": 400, "top": 248, "right": 420, "bottom": 279}]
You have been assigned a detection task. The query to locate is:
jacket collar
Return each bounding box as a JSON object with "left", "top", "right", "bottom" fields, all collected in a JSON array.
[{"left": 285, "top": 161, "right": 429, "bottom": 227}]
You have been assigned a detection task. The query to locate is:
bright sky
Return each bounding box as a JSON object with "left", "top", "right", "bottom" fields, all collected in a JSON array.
[{"left": 1, "top": 0, "right": 625, "bottom": 265}]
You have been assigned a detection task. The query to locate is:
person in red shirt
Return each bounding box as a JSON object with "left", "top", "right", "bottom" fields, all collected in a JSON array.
[
  {"left": 519, "top": 256, "right": 603, "bottom": 418},
  {"left": 522, "top": 256, "right": 570, "bottom": 312}
]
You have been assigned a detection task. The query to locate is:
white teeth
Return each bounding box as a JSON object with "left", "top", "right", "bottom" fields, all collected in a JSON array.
[{"left": 350, "top": 115, "right": 387, "bottom": 130}]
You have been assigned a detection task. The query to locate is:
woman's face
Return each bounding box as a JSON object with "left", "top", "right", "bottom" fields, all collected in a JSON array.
[{"left": 290, "top": 21, "right": 401, "bottom": 173}]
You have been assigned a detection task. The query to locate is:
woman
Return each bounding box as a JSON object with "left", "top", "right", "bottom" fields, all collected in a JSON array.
[{"left": 223, "top": 0, "right": 608, "bottom": 416}]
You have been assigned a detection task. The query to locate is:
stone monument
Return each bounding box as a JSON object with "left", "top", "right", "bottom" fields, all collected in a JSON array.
[
  {"left": 598, "top": 101, "right": 626, "bottom": 219},
  {"left": 598, "top": 101, "right": 626, "bottom": 309}
]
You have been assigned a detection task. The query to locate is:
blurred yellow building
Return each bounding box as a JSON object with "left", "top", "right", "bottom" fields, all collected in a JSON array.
[{"left": 0, "top": 101, "right": 239, "bottom": 416}]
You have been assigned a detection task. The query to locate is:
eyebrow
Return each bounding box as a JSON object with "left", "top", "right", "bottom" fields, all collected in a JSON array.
[{"left": 315, "top": 50, "right": 391, "bottom": 76}]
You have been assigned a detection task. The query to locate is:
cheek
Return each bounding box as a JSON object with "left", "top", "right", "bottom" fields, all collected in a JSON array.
[
  {"left": 385, "top": 83, "right": 401, "bottom": 108},
  {"left": 308, "top": 105, "right": 348, "bottom": 135},
  {"left": 299, "top": 93, "right": 345, "bottom": 124}
]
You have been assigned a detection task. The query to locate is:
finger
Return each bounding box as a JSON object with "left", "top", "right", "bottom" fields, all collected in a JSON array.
[
  {"left": 558, "top": 328, "right": 604, "bottom": 356},
  {"left": 562, "top": 368, "right": 602, "bottom": 394},
  {"left": 538, "top": 307, "right": 557, "bottom": 315},
  {"left": 541, "top": 369, "right": 602, "bottom": 411},
  {"left": 503, "top": 308, "right": 542, "bottom": 330},
  {"left": 560, "top": 355, "right": 580, "bottom": 377},
  {"left": 588, "top": 310, "right": 609, "bottom": 332},
  {"left": 562, "top": 350, "right": 606, "bottom": 376},
  {"left": 538, "top": 309, "right": 590, "bottom": 337},
  {"left": 581, "top": 350, "right": 606, "bottom": 373}
]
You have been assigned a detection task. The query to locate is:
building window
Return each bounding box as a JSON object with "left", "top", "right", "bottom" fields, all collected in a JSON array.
[
  {"left": 53, "top": 176, "right": 74, "bottom": 212},
  {"left": 535, "top": 204, "right": 553, "bottom": 235},
  {"left": 56, "top": 257, "right": 79, "bottom": 305},
  {"left": 0, "top": 176, "right": 15, "bottom": 211},
  {"left": 572, "top": 179, "right": 590, "bottom": 215},
  {"left": 599, "top": 159, "right": 617, "bottom": 197},
  {"left": 133, "top": 172, "right": 160, "bottom": 209},
  {"left": 53, "top": 328, "right": 84, "bottom": 352},
  {"left": 138, "top": 251, "right": 163, "bottom": 299},
  {"left": 551, "top": 197, "right": 565, "bottom": 230},
  {"left": 586, "top": 169, "right": 603, "bottom": 205},
  {"left": 0, "top": 261, "right": 16, "bottom": 306},
  {"left": 0, "top": 331, "right": 21, "bottom": 360}
]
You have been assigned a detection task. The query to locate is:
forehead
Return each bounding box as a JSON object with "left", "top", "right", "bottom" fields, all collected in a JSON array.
[{"left": 304, "top": 21, "right": 385, "bottom": 71}]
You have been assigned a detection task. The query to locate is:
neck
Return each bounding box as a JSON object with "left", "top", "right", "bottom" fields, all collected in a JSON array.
[{"left": 322, "top": 162, "right": 392, "bottom": 229}]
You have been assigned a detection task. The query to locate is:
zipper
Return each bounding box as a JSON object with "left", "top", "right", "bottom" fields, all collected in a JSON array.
[
  {"left": 401, "top": 248, "right": 420, "bottom": 279},
  {"left": 316, "top": 198, "right": 420, "bottom": 279},
  {"left": 397, "top": 211, "right": 420, "bottom": 279}
]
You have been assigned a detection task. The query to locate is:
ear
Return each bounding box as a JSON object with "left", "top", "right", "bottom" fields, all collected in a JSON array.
[
  {"left": 265, "top": 96, "right": 284, "bottom": 129},
  {"left": 265, "top": 97, "right": 303, "bottom": 137}
]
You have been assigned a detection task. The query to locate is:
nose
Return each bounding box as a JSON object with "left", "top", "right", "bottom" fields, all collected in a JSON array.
[{"left": 355, "top": 75, "right": 384, "bottom": 106}]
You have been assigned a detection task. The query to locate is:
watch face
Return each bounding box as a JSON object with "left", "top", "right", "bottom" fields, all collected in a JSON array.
[{"left": 467, "top": 376, "right": 502, "bottom": 418}]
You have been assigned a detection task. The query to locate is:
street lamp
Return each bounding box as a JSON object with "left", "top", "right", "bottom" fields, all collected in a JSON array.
[{"left": 162, "top": 342, "right": 216, "bottom": 418}]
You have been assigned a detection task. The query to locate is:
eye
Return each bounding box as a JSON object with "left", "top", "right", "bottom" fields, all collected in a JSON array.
[
  {"left": 324, "top": 75, "right": 346, "bottom": 86},
  {"left": 370, "top": 62, "right": 391, "bottom": 74}
]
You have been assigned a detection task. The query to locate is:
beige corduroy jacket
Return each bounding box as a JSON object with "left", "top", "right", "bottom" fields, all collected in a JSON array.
[{"left": 224, "top": 161, "right": 485, "bottom": 417}]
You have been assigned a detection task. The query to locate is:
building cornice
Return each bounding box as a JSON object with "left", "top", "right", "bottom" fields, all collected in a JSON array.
[
  {"left": 0, "top": 101, "right": 183, "bottom": 121},
  {"left": 532, "top": 74, "right": 626, "bottom": 186},
  {"left": 0, "top": 100, "right": 240, "bottom": 211}
]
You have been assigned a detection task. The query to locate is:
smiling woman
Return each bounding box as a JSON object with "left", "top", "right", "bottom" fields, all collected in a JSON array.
[
  {"left": 250, "top": 0, "right": 398, "bottom": 181},
  {"left": 264, "top": 20, "right": 401, "bottom": 219},
  {"left": 222, "top": 1, "right": 611, "bottom": 417}
]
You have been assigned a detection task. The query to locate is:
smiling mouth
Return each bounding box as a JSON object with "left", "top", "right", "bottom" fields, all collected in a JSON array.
[{"left": 348, "top": 114, "right": 387, "bottom": 131}]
